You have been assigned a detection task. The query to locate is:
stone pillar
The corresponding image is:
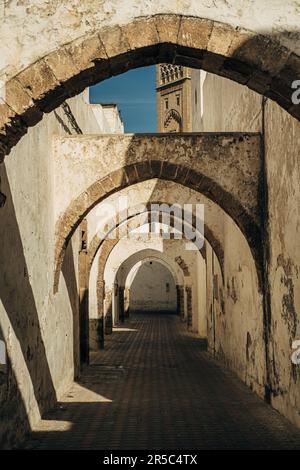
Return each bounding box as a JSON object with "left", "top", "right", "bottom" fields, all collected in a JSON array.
[
  {"left": 119, "top": 286, "right": 125, "bottom": 323},
  {"left": 185, "top": 286, "right": 193, "bottom": 329},
  {"left": 79, "top": 220, "right": 89, "bottom": 365},
  {"left": 89, "top": 279, "right": 105, "bottom": 350}
]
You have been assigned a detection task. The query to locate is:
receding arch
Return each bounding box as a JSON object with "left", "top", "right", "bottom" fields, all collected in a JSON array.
[
  {"left": 89, "top": 216, "right": 211, "bottom": 344},
  {"left": 54, "top": 161, "right": 262, "bottom": 293},
  {"left": 125, "top": 257, "right": 181, "bottom": 292},
  {"left": 117, "top": 252, "right": 184, "bottom": 289},
  {"left": 1, "top": 14, "right": 299, "bottom": 159},
  {"left": 93, "top": 219, "right": 198, "bottom": 328},
  {"left": 108, "top": 248, "right": 188, "bottom": 324},
  {"left": 119, "top": 257, "right": 179, "bottom": 316},
  {"left": 95, "top": 215, "right": 198, "bottom": 301},
  {"left": 87, "top": 202, "right": 223, "bottom": 280}
]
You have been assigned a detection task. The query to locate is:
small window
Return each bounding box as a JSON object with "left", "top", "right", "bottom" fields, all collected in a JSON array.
[
  {"left": 195, "top": 89, "right": 198, "bottom": 105},
  {"left": 176, "top": 94, "right": 180, "bottom": 106},
  {"left": 166, "top": 283, "right": 170, "bottom": 293},
  {"left": 165, "top": 98, "right": 169, "bottom": 110},
  {"left": 81, "top": 231, "right": 87, "bottom": 250}
]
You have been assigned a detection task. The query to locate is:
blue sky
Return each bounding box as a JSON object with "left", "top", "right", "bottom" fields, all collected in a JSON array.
[{"left": 89, "top": 65, "right": 157, "bottom": 133}]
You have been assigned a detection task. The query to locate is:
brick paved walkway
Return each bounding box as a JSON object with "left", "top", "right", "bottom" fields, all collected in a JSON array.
[{"left": 22, "top": 313, "right": 300, "bottom": 450}]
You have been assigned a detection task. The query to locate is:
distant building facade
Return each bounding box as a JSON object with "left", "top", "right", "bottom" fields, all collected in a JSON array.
[
  {"left": 156, "top": 64, "right": 206, "bottom": 132},
  {"left": 156, "top": 64, "right": 192, "bottom": 132}
]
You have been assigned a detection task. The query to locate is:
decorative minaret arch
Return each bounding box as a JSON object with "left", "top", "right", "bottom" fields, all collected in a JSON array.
[{"left": 156, "top": 64, "right": 192, "bottom": 132}]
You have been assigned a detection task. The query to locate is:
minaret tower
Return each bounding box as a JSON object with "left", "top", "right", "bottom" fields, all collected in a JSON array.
[{"left": 156, "top": 64, "right": 192, "bottom": 132}]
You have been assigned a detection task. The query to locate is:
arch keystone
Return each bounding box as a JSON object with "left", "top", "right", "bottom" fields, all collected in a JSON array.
[
  {"left": 154, "top": 14, "right": 182, "bottom": 44},
  {"left": 123, "top": 17, "right": 159, "bottom": 50},
  {"left": 177, "top": 16, "right": 214, "bottom": 52}
]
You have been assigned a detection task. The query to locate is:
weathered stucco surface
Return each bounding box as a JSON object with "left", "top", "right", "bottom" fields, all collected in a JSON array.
[
  {"left": 0, "top": 6, "right": 299, "bottom": 161},
  {"left": 0, "top": 97, "right": 82, "bottom": 446},
  {"left": 199, "top": 70, "right": 300, "bottom": 425},
  {"left": 54, "top": 133, "right": 261, "bottom": 222},
  {"left": 83, "top": 174, "right": 263, "bottom": 395},
  {"left": 0, "top": 92, "right": 122, "bottom": 447},
  {"left": 53, "top": 133, "right": 262, "bottom": 293}
]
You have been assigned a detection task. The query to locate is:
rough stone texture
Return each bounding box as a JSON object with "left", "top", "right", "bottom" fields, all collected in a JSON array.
[
  {"left": 16, "top": 59, "right": 60, "bottom": 104},
  {"left": 197, "top": 69, "right": 300, "bottom": 426},
  {"left": 177, "top": 17, "right": 213, "bottom": 52},
  {"left": 0, "top": 1, "right": 300, "bottom": 445},
  {"left": 0, "top": 8, "right": 299, "bottom": 157},
  {"left": 1, "top": 1, "right": 300, "bottom": 81},
  {"left": 0, "top": 92, "right": 121, "bottom": 448},
  {"left": 54, "top": 133, "right": 261, "bottom": 221}
]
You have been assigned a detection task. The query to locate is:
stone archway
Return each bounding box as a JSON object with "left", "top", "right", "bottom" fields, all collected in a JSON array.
[
  {"left": 122, "top": 257, "right": 179, "bottom": 316},
  {"left": 53, "top": 133, "right": 262, "bottom": 292},
  {"left": 87, "top": 201, "right": 224, "bottom": 282},
  {"left": 95, "top": 216, "right": 197, "bottom": 321},
  {"left": 86, "top": 206, "right": 221, "bottom": 341},
  {"left": 1, "top": 4, "right": 300, "bottom": 445},
  {"left": 89, "top": 212, "right": 206, "bottom": 348},
  {"left": 113, "top": 249, "right": 186, "bottom": 324},
  {"left": 1, "top": 14, "right": 299, "bottom": 159}
]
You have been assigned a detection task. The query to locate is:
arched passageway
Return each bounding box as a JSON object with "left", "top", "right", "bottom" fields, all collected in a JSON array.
[
  {"left": 86, "top": 205, "right": 210, "bottom": 347},
  {"left": 1, "top": 2, "right": 300, "bottom": 450},
  {"left": 112, "top": 247, "right": 187, "bottom": 326},
  {"left": 53, "top": 134, "right": 262, "bottom": 292},
  {"left": 87, "top": 207, "right": 216, "bottom": 351},
  {"left": 1, "top": 13, "right": 299, "bottom": 159}
]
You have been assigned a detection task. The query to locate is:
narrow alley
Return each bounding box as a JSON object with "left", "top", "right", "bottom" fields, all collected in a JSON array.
[
  {"left": 22, "top": 314, "right": 300, "bottom": 450},
  {"left": 1, "top": 2, "right": 300, "bottom": 452}
]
